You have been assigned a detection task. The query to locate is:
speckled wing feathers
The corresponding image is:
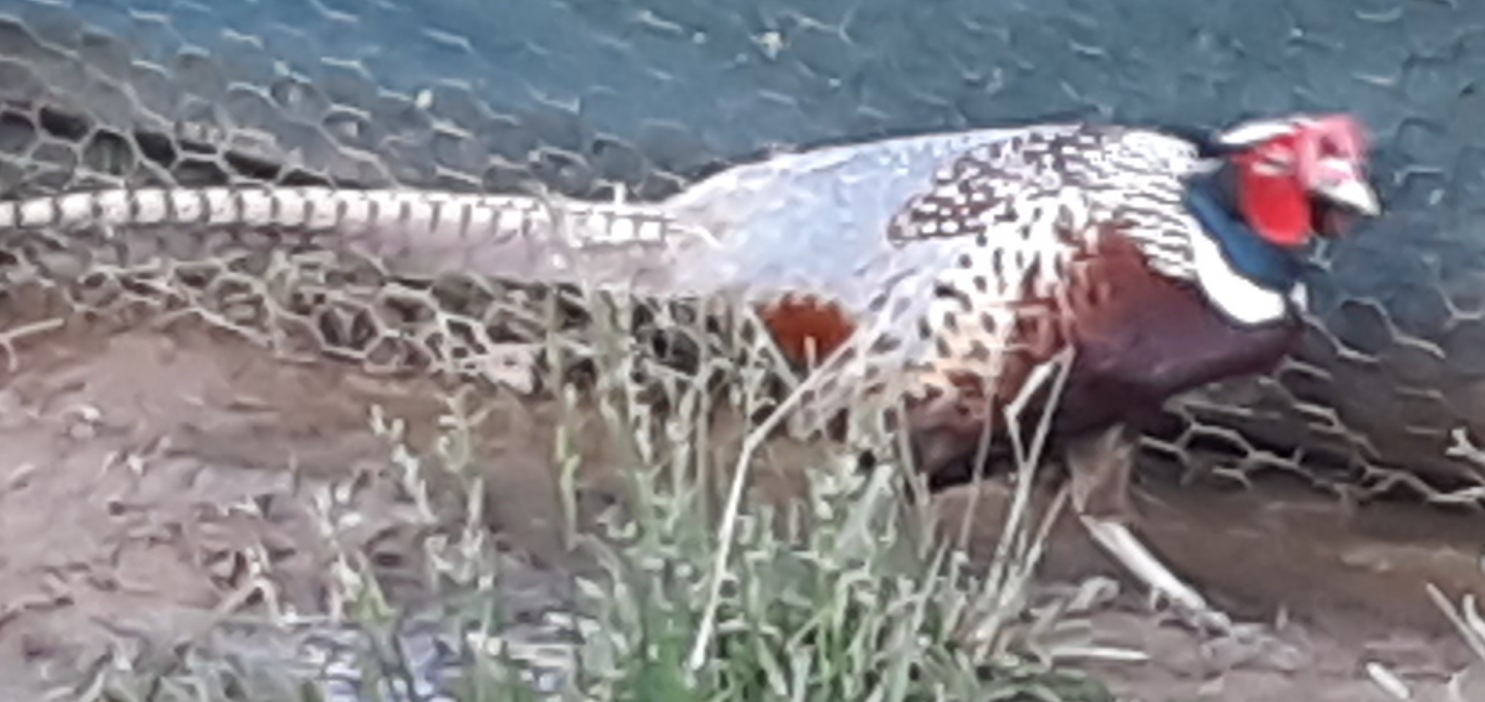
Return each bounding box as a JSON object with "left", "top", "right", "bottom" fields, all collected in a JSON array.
[{"left": 886, "top": 124, "right": 1206, "bottom": 280}]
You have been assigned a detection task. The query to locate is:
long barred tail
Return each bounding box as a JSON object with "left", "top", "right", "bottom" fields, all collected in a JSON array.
[{"left": 0, "top": 186, "right": 713, "bottom": 290}]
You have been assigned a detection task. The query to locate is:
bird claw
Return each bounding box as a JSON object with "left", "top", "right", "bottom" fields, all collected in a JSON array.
[
  {"left": 1078, "top": 500, "right": 1309, "bottom": 672},
  {"left": 1079, "top": 516, "right": 1236, "bottom": 636},
  {"left": 1065, "top": 426, "right": 1246, "bottom": 640}
]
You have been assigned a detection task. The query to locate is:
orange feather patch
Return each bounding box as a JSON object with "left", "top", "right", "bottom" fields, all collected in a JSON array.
[{"left": 755, "top": 295, "right": 858, "bottom": 367}]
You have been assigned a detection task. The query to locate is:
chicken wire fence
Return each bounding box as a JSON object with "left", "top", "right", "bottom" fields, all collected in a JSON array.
[{"left": 1, "top": 0, "right": 1484, "bottom": 508}]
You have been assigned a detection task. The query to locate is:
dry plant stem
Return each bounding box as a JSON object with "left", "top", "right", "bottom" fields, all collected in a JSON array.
[
  {"left": 0, "top": 316, "right": 67, "bottom": 372},
  {"left": 998, "top": 349, "right": 1075, "bottom": 565},
  {"left": 955, "top": 340, "right": 1015, "bottom": 553},
  {"left": 968, "top": 483, "right": 1071, "bottom": 654},
  {"left": 685, "top": 320, "right": 854, "bottom": 673},
  {"left": 975, "top": 349, "right": 1076, "bottom": 653},
  {"left": 1428, "top": 583, "right": 1485, "bottom": 663}
]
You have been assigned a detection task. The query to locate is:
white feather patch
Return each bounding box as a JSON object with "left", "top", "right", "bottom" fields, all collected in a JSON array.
[
  {"left": 1215, "top": 118, "right": 1301, "bottom": 147},
  {"left": 1187, "top": 226, "right": 1292, "bottom": 325}
]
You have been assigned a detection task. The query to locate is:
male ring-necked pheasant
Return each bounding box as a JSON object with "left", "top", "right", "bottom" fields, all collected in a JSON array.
[
  {"left": 0, "top": 112, "right": 1380, "bottom": 630},
  {"left": 656, "top": 113, "right": 1380, "bottom": 630}
]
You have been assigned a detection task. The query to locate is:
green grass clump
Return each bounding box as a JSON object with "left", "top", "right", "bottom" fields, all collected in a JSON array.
[{"left": 525, "top": 453, "right": 1113, "bottom": 702}]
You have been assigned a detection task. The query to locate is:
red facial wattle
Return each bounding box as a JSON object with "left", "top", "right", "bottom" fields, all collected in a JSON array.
[
  {"left": 1235, "top": 146, "right": 1314, "bottom": 249},
  {"left": 1230, "top": 114, "right": 1375, "bottom": 248}
]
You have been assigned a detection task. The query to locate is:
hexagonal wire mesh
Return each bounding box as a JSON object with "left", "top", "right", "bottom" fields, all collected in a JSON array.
[{"left": 2, "top": 0, "right": 1484, "bottom": 508}]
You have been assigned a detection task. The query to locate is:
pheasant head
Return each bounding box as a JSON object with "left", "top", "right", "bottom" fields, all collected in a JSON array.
[{"left": 1212, "top": 113, "right": 1380, "bottom": 248}]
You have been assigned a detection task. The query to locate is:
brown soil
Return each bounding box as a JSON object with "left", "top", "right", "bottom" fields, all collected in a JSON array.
[{"left": 1, "top": 307, "right": 1483, "bottom": 701}]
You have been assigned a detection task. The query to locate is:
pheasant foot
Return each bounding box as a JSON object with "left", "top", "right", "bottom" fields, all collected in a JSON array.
[
  {"left": 1064, "top": 423, "right": 1236, "bottom": 637},
  {"left": 1078, "top": 514, "right": 1233, "bottom": 634}
]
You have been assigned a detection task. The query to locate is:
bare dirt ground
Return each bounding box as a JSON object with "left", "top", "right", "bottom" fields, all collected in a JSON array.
[{"left": 1, "top": 303, "right": 1484, "bottom": 701}]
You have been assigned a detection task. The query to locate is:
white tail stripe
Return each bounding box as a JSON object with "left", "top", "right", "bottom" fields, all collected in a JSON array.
[
  {"left": 467, "top": 198, "right": 496, "bottom": 237},
  {"left": 276, "top": 189, "right": 309, "bottom": 227},
  {"left": 173, "top": 188, "right": 207, "bottom": 224},
  {"left": 59, "top": 193, "right": 97, "bottom": 225},
  {"left": 240, "top": 189, "right": 276, "bottom": 226},
  {"left": 496, "top": 206, "right": 526, "bottom": 235},
  {"left": 18, "top": 197, "right": 54, "bottom": 227},
  {"left": 205, "top": 188, "right": 238, "bottom": 225}
]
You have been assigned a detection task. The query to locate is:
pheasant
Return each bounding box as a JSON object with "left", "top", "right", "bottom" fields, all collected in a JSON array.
[
  {"left": 0, "top": 112, "right": 1380, "bottom": 630},
  {"left": 655, "top": 113, "right": 1381, "bottom": 630}
]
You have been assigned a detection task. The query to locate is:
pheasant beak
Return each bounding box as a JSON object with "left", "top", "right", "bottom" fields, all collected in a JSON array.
[
  {"left": 1314, "top": 177, "right": 1380, "bottom": 218},
  {"left": 1310, "top": 174, "right": 1380, "bottom": 240}
]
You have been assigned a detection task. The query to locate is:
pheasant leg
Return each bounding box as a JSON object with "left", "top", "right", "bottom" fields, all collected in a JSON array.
[{"left": 1063, "top": 423, "right": 1234, "bottom": 634}]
